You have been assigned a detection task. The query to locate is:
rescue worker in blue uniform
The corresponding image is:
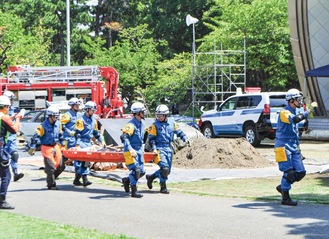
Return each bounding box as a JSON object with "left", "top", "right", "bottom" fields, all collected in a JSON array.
[
  {"left": 74, "top": 101, "right": 104, "bottom": 187},
  {"left": 275, "top": 89, "right": 317, "bottom": 206},
  {"left": 121, "top": 102, "right": 147, "bottom": 198},
  {"left": 3, "top": 90, "right": 24, "bottom": 182},
  {"left": 28, "top": 106, "right": 64, "bottom": 190},
  {"left": 0, "top": 95, "right": 23, "bottom": 209},
  {"left": 146, "top": 104, "right": 188, "bottom": 194},
  {"left": 60, "top": 97, "right": 82, "bottom": 186}
]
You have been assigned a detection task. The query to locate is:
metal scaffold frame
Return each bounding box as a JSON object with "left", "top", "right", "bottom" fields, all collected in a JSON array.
[{"left": 191, "top": 40, "right": 246, "bottom": 117}]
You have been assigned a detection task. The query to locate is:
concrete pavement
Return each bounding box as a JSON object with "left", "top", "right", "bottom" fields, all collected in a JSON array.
[{"left": 7, "top": 172, "right": 329, "bottom": 239}]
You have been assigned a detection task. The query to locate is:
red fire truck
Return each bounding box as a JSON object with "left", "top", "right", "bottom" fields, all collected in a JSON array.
[{"left": 0, "top": 65, "right": 124, "bottom": 118}]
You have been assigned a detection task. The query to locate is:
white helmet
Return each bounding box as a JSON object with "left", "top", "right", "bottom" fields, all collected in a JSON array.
[
  {"left": 155, "top": 104, "right": 169, "bottom": 115},
  {"left": 84, "top": 101, "right": 97, "bottom": 111},
  {"left": 46, "top": 106, "right": 60, "bottom": 117},
  {"left": 68, "top": 97, "right": 81, "bottom": 106},
  {"left": 0, "top": 95, "right": 11, "bottom": 107},
  {"left": 131, "top": 102, "right": 147, "bottom": 114},
  {"left": 285, "top": 89, "right": 303, "bottom": 101},
  {"left": 3, "top": 90, "right": 16, "bottom": 100}
]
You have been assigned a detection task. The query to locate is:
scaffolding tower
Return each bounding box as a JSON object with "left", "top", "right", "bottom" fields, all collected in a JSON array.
[{"left": 191, "top": 41, "right": 246, "bottom": 116}]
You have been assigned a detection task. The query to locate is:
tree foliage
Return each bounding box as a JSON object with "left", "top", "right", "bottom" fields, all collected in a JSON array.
[
  {"left": 0, "top": 11, "right": 50, "bottom": 73},
  {"left": 145, "top": 52, "right": 192, "bottom": 110},
  {"left": 82, "top": 24, "right": 166, "bottom": 106},
  {"left": 202, "top": 0, "right": 297, "bottom": 91},
  {"left": 0, "top": 0, "right": 299, "bottom": 108}
]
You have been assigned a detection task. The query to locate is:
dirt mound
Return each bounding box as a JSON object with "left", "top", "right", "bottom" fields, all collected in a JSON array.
[{"left": 173, "top": 138, "right": 275, "bottom": 169}]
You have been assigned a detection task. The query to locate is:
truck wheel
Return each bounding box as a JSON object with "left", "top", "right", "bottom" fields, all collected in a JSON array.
[
  {"left": 244, "top": 125, "right": 261, "bottom": 147},
  {"left": 202, "top": 123, "right": 214, "bottom": 138}
]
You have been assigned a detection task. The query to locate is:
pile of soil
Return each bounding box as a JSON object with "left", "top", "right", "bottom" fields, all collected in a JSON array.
[{"left": 173, "top": 138, "right": 275, "bottom": 169}]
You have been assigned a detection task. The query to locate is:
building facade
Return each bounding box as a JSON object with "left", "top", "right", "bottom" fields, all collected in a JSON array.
[{"left": 289, "top": 0, "right": 329, "bottom": 116}]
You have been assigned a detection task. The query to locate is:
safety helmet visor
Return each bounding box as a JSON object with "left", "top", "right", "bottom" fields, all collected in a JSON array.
[
  {"left": 295, "top": 96, "right": 304, "bottom": 105},
  {"left": 46, "top": 106, "right": 60, "bottom": 117},
  {"left": 131, "top": 102, "right": 147, "bottom": 114},
  {"left": 84, "top": 101, "right": 97, "bottom": 112},
  {"left": 155, "top": 104, "right": 169, "bottom": 115},
  {"left": 68, "top": 97, "right": 81, "bottom": 106},
  {"left": 156, "top": 114, "right": 166, "bottom": 121}
]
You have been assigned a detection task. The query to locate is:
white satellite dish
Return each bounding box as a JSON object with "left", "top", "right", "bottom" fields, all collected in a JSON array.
[{"left": 186, "top": 14, "right": 199, "bottom": 26}]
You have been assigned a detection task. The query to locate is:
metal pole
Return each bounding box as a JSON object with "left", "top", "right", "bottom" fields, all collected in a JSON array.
[
  {"left": 192, "top": 23, "right": 196, "bottom": 121},
  {"left": 66, "top": 0, "right": 71, "bottom": 66},
  {"left": 244, "top": 37, "right": 246, "bottom": 91}
]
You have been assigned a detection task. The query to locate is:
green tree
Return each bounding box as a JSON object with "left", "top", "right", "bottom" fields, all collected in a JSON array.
[
  {"left": 82, "top": 24, "right": 166, "bottom": 106},
  {"left": 201, "top": 0, "right": 297, "bottom": 91},
  {"left": 0, "top": 11, "right": 50, "bottom": 73},
  {"left": 145, "top": 52, "right": 192, "bottom": 110},
  {"left": 0, "top": 0, "right": 95, "bottom": 66},
  {"left": 137, "top": 0, "right": 214, "bottom": 57}
]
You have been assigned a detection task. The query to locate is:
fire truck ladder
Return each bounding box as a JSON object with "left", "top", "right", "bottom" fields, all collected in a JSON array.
[{"left": 7, "top": 66, "right": 101, "bottom": 84}]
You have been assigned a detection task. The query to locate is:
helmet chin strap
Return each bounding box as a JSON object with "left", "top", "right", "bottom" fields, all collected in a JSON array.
[
  {"left": 294, "top": 103, "right": 301, "bottom": 108},
  {"left": 292, "top": 99, "right": 302, "bottom": 108},
  {"left": 136, "top": 112, "right": 145, "bottom": 120}
]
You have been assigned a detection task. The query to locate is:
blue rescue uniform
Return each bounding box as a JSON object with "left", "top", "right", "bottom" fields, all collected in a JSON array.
[
  {"left": 148, "top": 117, "right": 186, "bottom": 183},
  {"left": 75, "top": 114, "right": 102, "bottom": 176},
  {"left": 122, "top": 117, "right": 146, "bottom": 186},
  {"left": 60, "top": 109, "right": 79, "bottom": 149},
  {"left": 31, "top": 118, "right": 64, "bottom": 188},
  {"left": 275, "top": 104, "right": 309, "bottom": 191}
]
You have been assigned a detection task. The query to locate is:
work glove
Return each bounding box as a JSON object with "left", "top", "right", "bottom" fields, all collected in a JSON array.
[
  {"left": 310, "top": 102, "right": 318, "bottom": 113},
  {"left": 28, "top": 148, "right": 36, "bottom": 156},
  {"left": 69, "top": 130, "right": 76, "bottom": 137},
  {"left": 130, "top": 149, "right": 137, "bottom": 158}
]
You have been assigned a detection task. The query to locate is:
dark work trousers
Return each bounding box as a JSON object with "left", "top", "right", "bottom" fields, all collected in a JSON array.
[
  {"left": 43, "top": 157, "right": 64, "bottom": 187},
  {"left": 0, "top": 164, "right": 11, "bottom": 197}
]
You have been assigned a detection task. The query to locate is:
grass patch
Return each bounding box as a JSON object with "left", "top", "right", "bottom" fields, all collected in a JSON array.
[
  {"left": 0, "top": 211, "right": 136, "bottom": 239},
  {"left": 166, "top": 173, "right": 329, "bottom": 204}
]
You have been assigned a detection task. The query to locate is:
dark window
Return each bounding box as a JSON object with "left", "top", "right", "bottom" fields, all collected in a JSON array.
[
  {"left": 270, "top": 95, "right": 287, "bottom": 108},
  {"left": 236, "top": 96, "right": 261, "bottom": 109},
  {"left": 249, "top": 96, "right": 262, "bottom": 108}
]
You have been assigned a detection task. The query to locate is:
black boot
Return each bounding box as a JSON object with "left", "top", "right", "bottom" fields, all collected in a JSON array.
[
  {"left": 73, "top": 173, "right": 83, "bottom": 186},
  {"left": 122, "top": 177, "right": 130, "bottom": 193},
  {"left": 14, "top": 173, "right": 24, "bottom": 182},
  {"left": 47, "top": 183, "right": 59, "bottom": 190},
  {"left": 276, "top": 185, "right": 282, "bottom": 195},
  {"left": 282, "top": 190, "right": 297, "bottom": 206},
  {"left": 0, "top": 195, "right": 15, "bottom": 210},
  {"left": 160, "top": 182, "right": 169, "bottom": 194},
  {"left": 82, "top": 175, "right": 92, "bottom": 187},
  {"left": 131, "top": 185, "right": 143, "bottom": 198},
  {"left": 146, "top": 174, "right": 156, "bottom": 189}
]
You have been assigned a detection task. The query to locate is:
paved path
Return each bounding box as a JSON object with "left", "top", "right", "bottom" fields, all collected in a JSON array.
[{"left": 8, "top": 174, "right": 329, "bottom": 239}]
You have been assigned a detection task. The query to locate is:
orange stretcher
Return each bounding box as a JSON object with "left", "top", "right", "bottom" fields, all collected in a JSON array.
[{"left": 62, "top": 147, "right": 157, "bottom": 163}]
